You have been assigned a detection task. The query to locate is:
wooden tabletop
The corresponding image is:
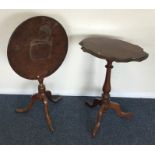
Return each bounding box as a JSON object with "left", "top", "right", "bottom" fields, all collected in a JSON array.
[
  {"left": 7, "top": 16, "right": 68, "bottom": 80},
  {"left": 79, "top": 36, "right": 148, "bottom": 62}
]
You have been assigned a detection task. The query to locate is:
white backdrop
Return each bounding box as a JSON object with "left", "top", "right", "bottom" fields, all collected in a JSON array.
[{"left": 0, "top": 9, "right": 154, "bottom": 98}]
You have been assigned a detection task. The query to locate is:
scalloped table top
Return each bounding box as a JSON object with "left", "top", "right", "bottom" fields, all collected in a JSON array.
[{"left": 79, "top": 36, "right": 148, "bottom": 62}]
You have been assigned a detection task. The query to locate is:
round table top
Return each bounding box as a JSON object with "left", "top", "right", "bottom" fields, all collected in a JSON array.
[
  {"left": 79, "top": 36, "right": 148, "bottom": 62},
  {"left": 7, "top": 16, "right": 68, "bottom": 80}
]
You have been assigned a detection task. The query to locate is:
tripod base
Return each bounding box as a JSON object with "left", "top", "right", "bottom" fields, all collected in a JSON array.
[
  {"left": 86, "top": 99, "right": 133, "bottom": 137},
  {"left": 16, "top": 90, "right": 62, "bottom": 132}
]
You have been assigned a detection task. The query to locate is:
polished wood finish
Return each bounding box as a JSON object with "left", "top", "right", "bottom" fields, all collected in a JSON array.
[
  {"left": 80, "top": 36, "right": 148, "bottom": 62},
  {"left": 7, "top": 16, "right": 68, "bottom": 79},
  {"left": 80, "top": 36, "right": 148, "bottom": 137},
  {"left": 86, "top": 60, "right": 133, "bottom": 137},
  {"left": 16, "top": 76, "right": 62, "bottom": 131},
  {"left": 7, "top": 16, "right": 68, "bottom": 131}
]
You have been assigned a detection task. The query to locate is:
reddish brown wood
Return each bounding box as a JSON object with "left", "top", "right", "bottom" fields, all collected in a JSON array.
[
  {"left": 80, "top": 36, "right": 148, "bottom": 137},
  {"left": 46, "top": 91, "right": 62, "bottom": 103},
  {"left": 16, "top": 94, "right": 38, "bottom": 113},
  {"left": 8, "top": 16, "right": 68, "bottom": 131},
  {"left": 7, "top": 16, "right": 68, "bottom": 80},
  {"left": 88, "top": 61, "right": 133, "bottom": 137},
  {"left": 16, "top": 76, "right": 62, "bottom": 131},
  {"left": 80, "top": 36, "right": 148, "bottom": 62},
  {"left": 85, "top": 98, "right": 101, "bottom": 107}
]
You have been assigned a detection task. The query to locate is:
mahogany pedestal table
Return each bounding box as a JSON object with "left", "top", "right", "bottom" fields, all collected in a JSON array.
[
  {"left": 7, "top": 16, "right": 68, "bottom": 132},
  {"left": 79, "top": 36, "right": 148, "bottom": 137}
]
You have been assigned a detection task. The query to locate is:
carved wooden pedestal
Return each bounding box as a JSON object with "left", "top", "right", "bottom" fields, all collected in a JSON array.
[
  {"left": 86, "top": 60, "right": 133, "bottom": 137},
  {"left": 16, "top": 76, "right": 62, "bottom": 131}
]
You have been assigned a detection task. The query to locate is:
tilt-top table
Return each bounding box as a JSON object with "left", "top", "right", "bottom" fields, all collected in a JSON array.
[
  {"left": 7, "top": 16, "right": 68, "bottom": 132},
  {"left": 79, "top": 36, "right": 148, "bottom": 137}
]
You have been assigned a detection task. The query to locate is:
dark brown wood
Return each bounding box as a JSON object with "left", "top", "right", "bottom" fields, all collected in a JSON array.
[
  {"left": 86, "top": 61, "right": 133, "bottom": 137},
  {"left": 7, "top": 16, "right": 68, "bottom": 80},
  {"left": 80, "top": 36, "right": 148, "bottom": 62},
  {"left": 80, "top": 36, "right": 148, "bottom": 137},
  {"left": 8, "top": 16, "right": 68, "bottom": 131},
  {"left": 91, "top": 61, "right": 133, "bottom": 137},
  {"left": 46, "top": 91, "right": 62, "bottom": 103},
  {"left": 15, "top": 76, "right": 62, "bottom": 131}
]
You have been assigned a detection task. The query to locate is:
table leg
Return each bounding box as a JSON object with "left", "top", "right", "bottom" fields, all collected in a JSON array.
[
  {"left": 92, "top": 104, "right": 107, "bottom": 137},
  {"left": 46, "top": 90, "right": 62, "bottom": 103},
  {"left": 16, "top": 94, "right": 39, "bottom": 113},
  {"left": 91, "top": 60, "right": 112, "bottom": 136},
  {"left": 42, "top": 96, "right": 54, "bottom": 132},
  {"left": 109, "top": 101, "right": 133, "bottom": 119},
  {"left": 92, "top": 60, "right": 133, "bottom": 137},
  {"left": 15, "top": 77, "right": 58, "bottom": 132},
  {"left": 85, "top": 98, "right": 102, "bottom": 107}
]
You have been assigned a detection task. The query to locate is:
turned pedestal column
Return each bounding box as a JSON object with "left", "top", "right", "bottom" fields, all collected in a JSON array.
[
  {"left": 16, "top": 76, "right": 62, "bottom": 131},
  {"left": 87, "top": 60, "right": 133, "bottom": 137},
  {"left": 80, "top": 36, "right": 148, "bottom": 137}
]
